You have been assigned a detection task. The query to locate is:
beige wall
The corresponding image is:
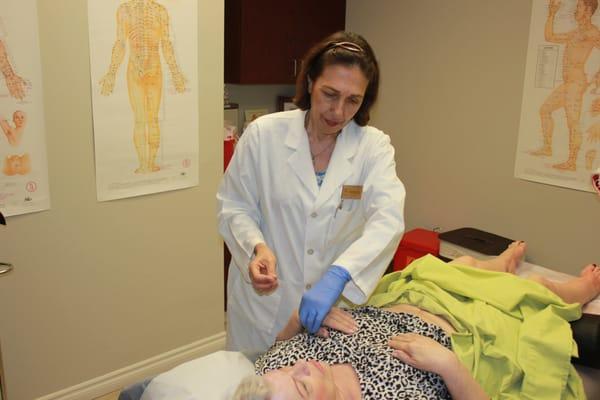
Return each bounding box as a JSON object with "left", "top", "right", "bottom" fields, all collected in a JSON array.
[
  {"left": 347, "top": 0, "right": 599, "bottom": 273},
  {"left": 0, "top": 1, "right": 224, "bottom": 399}
]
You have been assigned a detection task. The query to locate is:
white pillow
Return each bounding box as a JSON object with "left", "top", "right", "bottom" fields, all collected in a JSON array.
[{"left": 140, "top": 351, "right": 255, "bottom": 400}]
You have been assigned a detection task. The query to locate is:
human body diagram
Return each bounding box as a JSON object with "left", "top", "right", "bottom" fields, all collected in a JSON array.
[
  {"left": 0, "top": 17, "right": 31, "bottom": 177},
  {"left": 0, "top": 110, "right": 29, "bottom": 175},
  {"left": 0, "top": 1, "right": 51, "bottom": 216},
  {"left": 1, "top": 110, "right": 26, "bottom": 146},
  {"left": 531, "top": 0, "right": 600, "bottom": 172},
  {"left": 0, "top": 36, "right": 27, "bottom": 101},
  {"left": 99, "top": 0, "right": 186, "bottom": 174},
  {"left": 0, "top": 17, "right": 28, "bottom": 101}
]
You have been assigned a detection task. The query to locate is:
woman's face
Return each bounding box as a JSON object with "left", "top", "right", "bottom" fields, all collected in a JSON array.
[
  {"left": 308, "top": 63, "right": 368, "bottom": 136},
  {"left": 263, "top": 359, "right": 339, "bottom": 399}
]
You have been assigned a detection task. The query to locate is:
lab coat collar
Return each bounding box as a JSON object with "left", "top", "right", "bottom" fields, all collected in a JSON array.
[
  {"left": 315, "top": 122, "right": 360, "bottom": 210},
  {"left": 283, "top": 110, "right": 361, "bottom": 209},
  {"left": 284, "top": 110, "right": 319, "bottom": 197}
]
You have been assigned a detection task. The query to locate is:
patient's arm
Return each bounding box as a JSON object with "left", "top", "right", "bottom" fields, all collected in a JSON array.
[
  {"left": 276, "top": 307, "right": 357, "bottom": 341},
  {"left": 389, "top": 333, "right": 489, "bottom": 400},
  {"left": 275, "top": 310, "right": 302, "bottom": 341}
]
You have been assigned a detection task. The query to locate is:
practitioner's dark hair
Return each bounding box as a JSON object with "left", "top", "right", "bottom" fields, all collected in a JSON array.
[{"left": 294, "top": 31, "right": 380, "bottom": 126}]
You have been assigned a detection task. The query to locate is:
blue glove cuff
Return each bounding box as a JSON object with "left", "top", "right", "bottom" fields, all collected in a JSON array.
[
  {"left": 299, "top": 265, "right": 352, "bottom": 334},
  {"left": 328, "top": 265, "right": 352, "bottom": 283}
]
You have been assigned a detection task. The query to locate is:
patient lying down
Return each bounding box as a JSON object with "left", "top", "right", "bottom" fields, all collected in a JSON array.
[{"left": 233, "top": 242, "right": 600, "bottom": 400}]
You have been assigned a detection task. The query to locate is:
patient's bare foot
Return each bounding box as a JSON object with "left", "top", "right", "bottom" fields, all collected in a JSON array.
[
  {"left": 481, "top": 240, "right": 526, "bottom": 273},
  {"left": 580, "top": 264, "right": 600, "bottom": 302},
  {"left": 530, "top": 264, "right": 600, "bottom": 304},
  {"left": 449, "top": 241, "right": 526, "bottom": 273},
  {"left": 500, "top": 241, "right": 527, "bottom": 273}
]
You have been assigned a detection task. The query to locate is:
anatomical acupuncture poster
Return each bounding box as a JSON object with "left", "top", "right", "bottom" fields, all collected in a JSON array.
[
  {"left": 0, "top": 0, "right": 50, "bottom": 217},
  {"left": 516, "top": 0, "right": 600, "bottom": 192},
  {"left": 88, "top": 0, "right": 199, "bottom": 201}
]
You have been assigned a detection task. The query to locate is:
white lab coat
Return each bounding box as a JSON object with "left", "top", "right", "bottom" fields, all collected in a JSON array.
[{"left": 217, "top": 109, "right": 405, "bottom": 352}]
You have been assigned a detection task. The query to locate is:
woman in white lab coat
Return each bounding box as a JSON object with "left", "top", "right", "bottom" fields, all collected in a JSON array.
[{"left": 217, "top": 31, "right": 406, "bottom": 352}]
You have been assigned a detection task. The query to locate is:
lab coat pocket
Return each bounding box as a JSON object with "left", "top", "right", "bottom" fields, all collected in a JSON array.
[
  {"left": 229, "top": 273, "right": 283, "bottom": 335},
  {"left": 325, "top": 203, "right": 364, "bottom": 248}
]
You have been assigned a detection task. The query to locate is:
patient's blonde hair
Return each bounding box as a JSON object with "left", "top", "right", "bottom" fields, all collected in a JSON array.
[{"left": 232, "top": 375, "right": 273, "bottom": 400}]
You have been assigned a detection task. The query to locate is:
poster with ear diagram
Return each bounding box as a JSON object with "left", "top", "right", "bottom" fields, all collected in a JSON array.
[
  {"left": 88, "top": 0, "right": 199, "bottom": 201},
  {"left": 516, "top": 0, "right": 600, "bottom": 192},
  {"left": 0, "top": 0, "right": 51, "bottom": 217}
]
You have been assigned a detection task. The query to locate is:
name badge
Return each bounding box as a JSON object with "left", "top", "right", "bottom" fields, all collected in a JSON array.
[{"left": 341, "top": 185, "right": 362, "bottom": 200}]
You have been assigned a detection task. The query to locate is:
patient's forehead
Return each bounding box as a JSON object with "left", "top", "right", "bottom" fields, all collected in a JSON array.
[
  {"left": 263, "top": 369, "right": 298, "bottom": 399},
  {"left": 263, "top": 367, "right": 292, "bottom": 382}
]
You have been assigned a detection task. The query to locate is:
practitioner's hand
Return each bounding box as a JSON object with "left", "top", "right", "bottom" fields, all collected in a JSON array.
[
  {"left": 276, "top": 307, "right": 355, "bottom": 341},
  {"left": 249, "top": 243, "right": 278, "bottom": 294},
  {"left": 299, "top": 266, "right": 351, "bottom": 334},
  {"left": 316, "top": 307, "right": 358, "bottom": 338},
  {"left": 389, "top": 333, "right": 457, "bottom": 375},
  {"left": 549, "top": 0, "right": 561, "bottom": 15}
]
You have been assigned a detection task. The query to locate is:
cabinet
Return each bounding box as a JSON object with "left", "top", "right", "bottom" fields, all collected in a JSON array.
[{"left": 225, "top": 0, "right": 346, "bottom": 84}]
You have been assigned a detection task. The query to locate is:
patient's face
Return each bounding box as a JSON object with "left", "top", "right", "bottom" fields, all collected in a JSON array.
[{"left": 263, "top": 359, "right": 338, "bottom": 399}]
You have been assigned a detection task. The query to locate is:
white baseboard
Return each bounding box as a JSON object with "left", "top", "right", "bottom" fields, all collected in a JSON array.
[{"left": 36, "top": 331, "right": 226, "bottom": 400}]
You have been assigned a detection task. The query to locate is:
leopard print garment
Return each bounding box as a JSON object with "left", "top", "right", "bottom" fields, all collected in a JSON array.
[{"left": 255, "top": 306, "right": 452, "bottom": 399}]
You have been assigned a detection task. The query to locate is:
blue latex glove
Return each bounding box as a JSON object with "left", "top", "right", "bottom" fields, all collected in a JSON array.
[{"left": 299, "top": 265, "right": 351, "bottom": 334}]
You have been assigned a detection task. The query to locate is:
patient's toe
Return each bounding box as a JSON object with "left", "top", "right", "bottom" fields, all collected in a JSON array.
[{"left": 581, "top": 264, "right": 600, "bottom": 293}]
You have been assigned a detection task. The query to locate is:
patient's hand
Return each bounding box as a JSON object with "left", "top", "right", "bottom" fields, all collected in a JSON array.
[
  {"left": 316, "top": 307, "right": 358, "bottom": 338},
  {"left": 388, "top": 333, "right": 457, "bottom": 375},
  {"left": 276, "top": 307, "right": 357, "bottom": 342}
]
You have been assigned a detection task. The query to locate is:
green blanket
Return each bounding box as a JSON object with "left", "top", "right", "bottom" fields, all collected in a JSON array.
[{"left": 367, "top": 255, "right": 586, "bottom": 400}]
